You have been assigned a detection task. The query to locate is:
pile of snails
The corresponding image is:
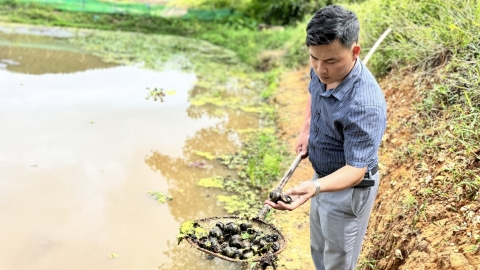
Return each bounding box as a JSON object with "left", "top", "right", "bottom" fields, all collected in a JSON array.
[{"left": 191, "top": 220, "right": 281, "bottom": 260}]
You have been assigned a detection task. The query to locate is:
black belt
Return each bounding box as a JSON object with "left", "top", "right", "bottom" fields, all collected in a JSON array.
[{"left": 317, "top": 165, "right": 378, "bottom": 188}]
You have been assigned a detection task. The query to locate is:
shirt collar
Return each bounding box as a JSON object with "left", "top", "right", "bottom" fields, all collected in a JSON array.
[{"left": 318, "top": 58, "right": 362, "bottom": 100}]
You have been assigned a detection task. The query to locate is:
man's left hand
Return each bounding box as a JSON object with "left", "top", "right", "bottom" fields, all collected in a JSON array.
[{"left": 265, "top": 180, "right": 317, "bottom": 211}]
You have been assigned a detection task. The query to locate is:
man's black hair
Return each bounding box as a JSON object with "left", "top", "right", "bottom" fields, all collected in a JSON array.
[{"left": 306, "top": 5, "right": 359, "bottom": 48}]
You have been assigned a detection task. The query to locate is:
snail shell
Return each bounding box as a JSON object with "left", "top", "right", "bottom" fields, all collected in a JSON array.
[
  {"left": 220, "top": 242, "right": 229, "bottom": 249},
  {"left": 198, "top": 237, "right": 211, "bottom": 249},
  {"left": 225, "top": 222, "right": 240, "bottom": 235},
  {"left": 230, "top": 234, "right": 242, "bottom": 242},
  {"left": 215, "top": 221, "right": 225, "bottom": 231},
  {"left": 272, "top": 242, "right": 281, "bottom": 252},
  {"left": 212, "top": 243, "right": 222, "bottom": 253},
  {"left": 209, "top": 227, "right": 223, "bottom": 239},
  {"left": 271, "top": 234, "right": 279, "bottom": 241},
  {"left": 258, "top": 239, "right": 268, "bottom": 248},
  {"left": 230, "top": 239, "right": 245, "bottom": 249},
  {"left": 222, "top": 246, "right": 234, "bottom": 257},
  {"left": 242, "top": 251, "right": 254, "bottom": 259},
  {"left": 209, "top": 237, "right": 219, "bottom": 246},
  {"left": 252, "top": 236, "right": 261, "bottom": 245},
  {"left": 239, "top": 222, "right": 252, "bottom": 231},
  {"left": 264, "top": 235, "right": 275, "bottom": 243},
  {"left": 233, "top": 249, "right": 243, "bottom": 259}
]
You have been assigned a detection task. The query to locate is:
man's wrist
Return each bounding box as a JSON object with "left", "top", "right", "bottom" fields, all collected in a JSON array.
[{"left": 311, "top": 179, "right": 321, "bottom": 196}]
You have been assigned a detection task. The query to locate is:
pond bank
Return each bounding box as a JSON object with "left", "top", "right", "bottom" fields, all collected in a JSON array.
[
  {"left": 270, "top": 68, "right": 480, "bottom": 270},
  {"left": 269, "top": 66, "right": 315, "bottom": 270}
]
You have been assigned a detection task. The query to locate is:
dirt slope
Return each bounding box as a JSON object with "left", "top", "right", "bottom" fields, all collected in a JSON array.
[{"left": 272, "top": 67, "right": 480, "bottom": 269}]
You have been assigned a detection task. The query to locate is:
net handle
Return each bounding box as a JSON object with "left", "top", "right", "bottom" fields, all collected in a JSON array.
[{"left": 256, "top": 154, "right": 302, "bottom": 220}]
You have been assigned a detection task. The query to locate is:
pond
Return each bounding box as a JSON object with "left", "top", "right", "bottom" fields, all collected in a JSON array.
[{"left": 0, "top": 26, "right": 267, "bottom": 270}]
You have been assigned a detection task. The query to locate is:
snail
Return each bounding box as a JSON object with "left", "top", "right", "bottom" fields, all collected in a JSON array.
[
  {"left": 269, "top": 188, "right": 292, "bottom": 204},
  {"left": 252, "top": 236, "right": 261, "bottom": 245},
  {"left": 242, "top": 251, "right": 254, "bottom": 259},
  {"left": 222, "top": 246, "right": 235, "bottom": 257},
  {"left": 209, "top": 227, "right": 223, "bottom": 239},
  {"left": 272, "top": 242, "right": 281, "bottom": 252},
  {"left": 264, "top": 235, "right": 275, "bottom": 243},
  {"left": 271, "top": 234, "right": 278, "bottom": 241},
  {"left": 230, "top": 234, "right": 242, "bottom": 242},
  {"left": 224, "top": 222, "right": 240, "bottom": 235},
  {"left": 215, "top": 221, "right": 225, "bottom": 230},
  {"left": 258, "top": 239, "right": 268, "bottom": 248},
  {"left": 198, "top": 237, "right": 211, "bottom": 249},
  {"left": 240, "top": 222, "right": 252, "bottom": 231},
  {"left": 230, "top": 238, "right": 246, "bottom": 249},
  {"left": 233, "top": 249, "right": 243, "bottom": 259},
  {"left": 209, "top": 237, "right": 219, "bottom": 246}
]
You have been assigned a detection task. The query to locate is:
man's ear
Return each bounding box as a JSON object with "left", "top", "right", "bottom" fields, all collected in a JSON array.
[{"left": 352, "top": 44, "right": 361, "bottom": 59}]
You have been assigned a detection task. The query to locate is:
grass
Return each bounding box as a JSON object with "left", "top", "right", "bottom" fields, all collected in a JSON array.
[
  {"left": 0, "top": 0, "right": 167, "bottom": 15},
  {"left": 348, "top": 0, "right": 480, "bottom": 265},
  {"left": 356, "top": 258, "right": 378, "bottom": 270},
  {"left": 348, "top": 0, "right": 480, "bottom": 202},
  {"left": 214, "top": 132, "right": 289, "bottom": 216}
]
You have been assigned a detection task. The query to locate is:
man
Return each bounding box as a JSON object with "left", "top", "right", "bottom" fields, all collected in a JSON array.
[{"left": 265, "top": 5, "right": 387, "bottom": 270}]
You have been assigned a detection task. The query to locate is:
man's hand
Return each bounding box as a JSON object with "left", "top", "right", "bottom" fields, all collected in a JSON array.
[
  {"left": 295, "top": 132, "right": 309, "bottom": 158},
  {"left": 265, "top": 180, "right": 317, "bottom": 211}
]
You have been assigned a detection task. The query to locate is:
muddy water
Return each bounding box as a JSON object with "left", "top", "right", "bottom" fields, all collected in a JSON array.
[{"left": 0, "top": 33, "right": 256, "bottom": 270}]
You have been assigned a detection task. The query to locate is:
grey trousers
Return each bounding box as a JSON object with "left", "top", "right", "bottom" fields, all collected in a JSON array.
[{"left": 310, "top": 171, "right": 380, "bottom": 270}]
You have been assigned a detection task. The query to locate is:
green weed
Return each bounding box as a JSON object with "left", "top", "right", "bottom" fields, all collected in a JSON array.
[
  {"left": 355, "top": 257, "right": 378, "bottom": 270},
  {"left": 147, "top": 191, "right": 173, "bottom": 203}
]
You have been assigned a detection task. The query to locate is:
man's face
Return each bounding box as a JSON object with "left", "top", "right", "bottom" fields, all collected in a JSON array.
[{"left": 309, "top": 40, "right": 361, "bottom": 86}]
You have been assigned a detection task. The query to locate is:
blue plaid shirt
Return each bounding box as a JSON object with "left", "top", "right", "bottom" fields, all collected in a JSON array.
[{"left": 308, "top": 59, "right": 387, "bottom": 175}]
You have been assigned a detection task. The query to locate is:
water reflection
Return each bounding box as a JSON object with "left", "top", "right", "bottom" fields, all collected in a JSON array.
[
  {"left": 159, "top": 240, "right": 245, "bottom": 270},
  {"left": 0, "top": 33, "right": 116, "bottom": 74},
  {"left": 0, "top": 46, "right": 116, "bottom": 74}
]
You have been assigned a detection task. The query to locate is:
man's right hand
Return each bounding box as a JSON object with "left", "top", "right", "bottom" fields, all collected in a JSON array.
[
  {"left": 265, "top": 180, "right": 317, "bottom": 211},
  {"left": 295, "top": 132, "right": 309, "bottom": 158}
]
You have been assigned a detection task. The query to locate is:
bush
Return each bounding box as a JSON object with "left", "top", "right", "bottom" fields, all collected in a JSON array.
[{"left": 244, "top": 0, "right": 331, "bottom": 26}]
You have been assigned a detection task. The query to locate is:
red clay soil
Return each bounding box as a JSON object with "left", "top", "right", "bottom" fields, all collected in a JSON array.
[{"left": 271, "top": 66, "right": 480, "bottom": 270}]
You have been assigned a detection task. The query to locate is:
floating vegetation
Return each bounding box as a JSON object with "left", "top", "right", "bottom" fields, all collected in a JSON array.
[
  {"left": 177, "top": 220, "right": 208, "bottom": 245},
  {"left": 148, "top": 191, "right": 173, "bottom": 203},
  {"left": 109, "top": 253, "right": 119, "bottom": 259},
  {"left": 217, "top": 195, "right": 252, "bottom": 215},
  {"left": 194, "top": 150, "right": 216, "bottom": 160},
  {"left": 146, "top": 87, "right": 165, "bottom": 102},
  {"left": 197, "top": 176, "right": 224, "bottom": 189}
]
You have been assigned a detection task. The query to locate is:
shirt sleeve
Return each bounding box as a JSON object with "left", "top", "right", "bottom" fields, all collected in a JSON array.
[{"left": 343, "top": 105, "right": 387, "bottom": 168}]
